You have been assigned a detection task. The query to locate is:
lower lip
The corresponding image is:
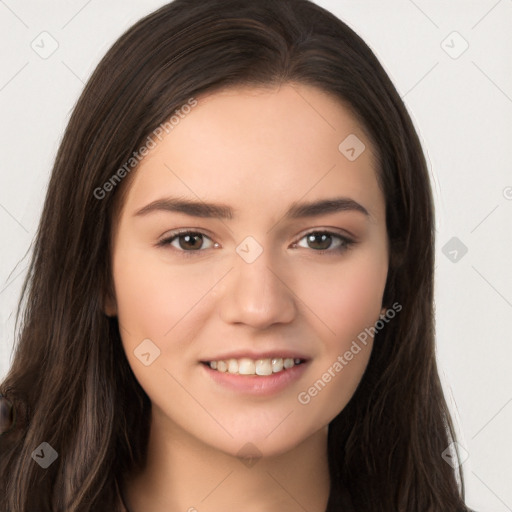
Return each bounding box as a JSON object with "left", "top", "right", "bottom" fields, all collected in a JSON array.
[{"left": 201, "top": 362, "right": 308, "bottom": 396}]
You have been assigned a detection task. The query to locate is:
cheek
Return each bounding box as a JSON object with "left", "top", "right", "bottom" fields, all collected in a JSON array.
[
  {"left": 112, "top": 251, "right": 168, "bottom": 340},
  {"left": 293, "top": 249, "right": 387, "bottom": 415},
  {"left": 112, "top": 246, "right": 217, "bottom": 342},
  {"left": 297, "top": 250, "right": 388, "bottom": 346}
]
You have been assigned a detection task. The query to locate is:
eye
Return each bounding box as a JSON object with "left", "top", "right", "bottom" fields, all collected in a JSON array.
[
  {"left": 293, "top": 230, "right": 354, "bottom": 253},
  {"left": 157, "top": 230, "right": 216, "bottom": 253},
  {"left": 157, "top": 229, "right": 355, "bottom": 256}
]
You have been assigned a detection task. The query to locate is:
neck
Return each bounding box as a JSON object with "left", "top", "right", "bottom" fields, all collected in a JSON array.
[{"left": 122, "top": 407, "right": 330, "bottom": 512}]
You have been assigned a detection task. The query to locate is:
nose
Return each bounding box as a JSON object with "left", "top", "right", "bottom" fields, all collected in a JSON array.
[{"left": 218, "top": 246, "right": 297, "bottom": 329}]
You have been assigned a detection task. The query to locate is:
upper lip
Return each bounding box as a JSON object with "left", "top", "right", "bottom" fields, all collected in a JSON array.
[{"left": 200, "top": 350, "right": 309, "bottom": 362}]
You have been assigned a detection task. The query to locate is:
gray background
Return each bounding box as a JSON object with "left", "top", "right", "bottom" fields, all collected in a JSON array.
[{"left": 1, "top": 1, "right": 511, "bottom": 510}]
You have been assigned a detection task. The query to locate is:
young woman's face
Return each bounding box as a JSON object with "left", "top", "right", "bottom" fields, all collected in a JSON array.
[{"left": 108, "top": 83, "right": 388, "bottom": 457}]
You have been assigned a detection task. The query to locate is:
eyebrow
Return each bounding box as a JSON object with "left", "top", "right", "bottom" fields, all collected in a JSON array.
[{"left": 134, "top": 196, "right": 370, "bottom": 220}]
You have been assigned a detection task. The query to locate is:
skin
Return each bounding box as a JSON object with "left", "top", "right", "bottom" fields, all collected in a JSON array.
[{"left": 106, "top": 83, "right": 389, "bottom": 512}]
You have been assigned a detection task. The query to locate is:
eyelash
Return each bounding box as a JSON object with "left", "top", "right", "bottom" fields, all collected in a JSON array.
[{"left": 156, "top": 229, "right": 356, "bottom": 258}]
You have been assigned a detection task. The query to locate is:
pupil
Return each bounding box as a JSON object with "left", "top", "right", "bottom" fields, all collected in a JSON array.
[
  {"left": 308, "top": 233, "right": 331, "bottom": 250},
  {"left": 180, "top": 234, "right": 202, "bottom": 250}
]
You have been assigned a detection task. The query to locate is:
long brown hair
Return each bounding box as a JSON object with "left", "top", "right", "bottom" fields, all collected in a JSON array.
[{"left": 0, "top": 0, "right": 472, "bottom": 510}]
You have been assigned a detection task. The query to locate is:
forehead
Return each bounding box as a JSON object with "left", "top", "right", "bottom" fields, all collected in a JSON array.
[{"left": 119, "top": 83, "right": 384, "bottom": 223}]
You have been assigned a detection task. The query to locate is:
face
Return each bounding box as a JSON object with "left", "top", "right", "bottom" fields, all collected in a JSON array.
[{"left": 107, "top": 83, "right": 389, "bottom": 458}]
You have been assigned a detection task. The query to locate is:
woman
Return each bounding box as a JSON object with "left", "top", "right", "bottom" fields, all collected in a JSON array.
[{"left": 0, "top": 0, "right": 473, "bottom": 510}]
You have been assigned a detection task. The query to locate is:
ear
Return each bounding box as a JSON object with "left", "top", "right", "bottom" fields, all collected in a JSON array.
[
  {"left": 103, "top": 295, "right": 117, "bottom": 317},
  {"left": 102, "top": 284, "right": 118, "bottom": 317}
]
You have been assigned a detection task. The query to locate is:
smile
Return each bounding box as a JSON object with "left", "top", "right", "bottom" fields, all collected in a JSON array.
[{"left": 204, "top": 357, "right": 305, "bottom": 376}]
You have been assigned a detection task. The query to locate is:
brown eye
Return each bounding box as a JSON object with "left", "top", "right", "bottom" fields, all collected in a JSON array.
[
  {"left": 158, "top": 231, "right": 215, "bottom": 253},
  {"left": 177, "top": 233, "right": 205, "bottom": 250},
  {"left": 306, "top": 233, "right": 333, "bottom": 250},
  {"left": 295, "top": 231, "right": 354, "bottom": 253}
]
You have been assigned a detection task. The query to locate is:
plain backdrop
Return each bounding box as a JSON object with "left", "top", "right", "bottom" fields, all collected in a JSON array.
[{"left": 0, "top": 1, "right": 511, "bottom": 510}]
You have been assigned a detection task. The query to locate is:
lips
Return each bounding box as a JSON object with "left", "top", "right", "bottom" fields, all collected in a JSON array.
[
  {"left": 201, "top": 349, "right": 308, "bottom": 362},
  {"left": 201, "top": 358, "right": 309, "bottom": 396},
  {"left": 203, "top": 356, "right": 305, "bottom": 376},
  {"left": 199, "top": 349, "right": 310, "bottom": 395}
]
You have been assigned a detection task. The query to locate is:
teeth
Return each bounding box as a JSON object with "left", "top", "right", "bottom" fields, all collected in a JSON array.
[
  {"left": 271, "top": 358, "right": 283, "bottom": 373},
  {"left": 238, "top": 358, "right": 255, "bottom": 375},
  {"left": 228, "top": 359, "right": 238, "bottom": 374},
  {"left": 207, "top": 357, "right": 303, "bottom": 375},
  {"left": 255, "top": 359, "right": 272, "bottom": 376},
  {"left": 283, "top": 358, "right": 294, "bottom": 369}
]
